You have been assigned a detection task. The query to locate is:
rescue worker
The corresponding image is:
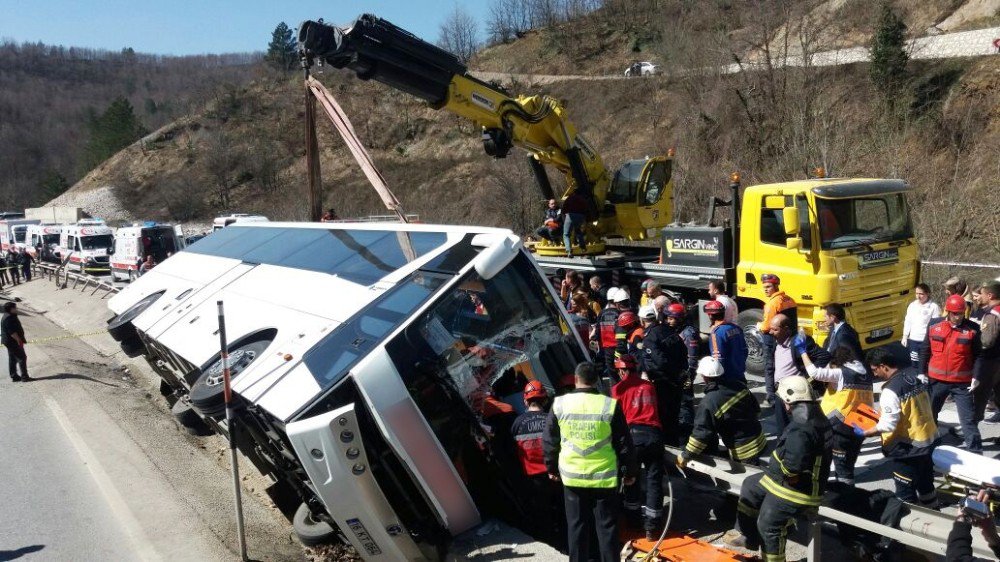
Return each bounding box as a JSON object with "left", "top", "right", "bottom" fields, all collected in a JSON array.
[
  {"left": 635, "top": 305, "right": 659, "bottom": 376},
  {"left": 862, "top": 348, "right": 939, "bottom": 505},
  {"left": 706, "top": 300, "right": 748, "bottom": 382},
  {"left": 611, "top": 354, "right": 664, "bottom": 539},
  {"left": 640, "top": 304, "right": 687, "bottom": 444},
  {"left": 975, "top": 282, "right": 1000, "bottom": 423},
  {"left": 724, "top": 376, "right": 833, "bottom": 560},
  {"left": 544, "top": 362, "right": 638, "bottom": 562},
  {"left": 678, "top": 356, "right": 765, "bottom": 466},
  {"left": 664, "top": 302, "right": 699, "bottom": 445},
  {"left": 801, "top": 345, "right": 873, "bottom": 485},
  {"left": 592, "top": 288, "right": 630, "bottom": 379},
  {"left": 758, "top": 273, "right": 797, "bottom": 407},
  {"left": 919, "top": 293, "right": 984, "bottom": 453},
  {"left": 614, "top": 310, "right": 643, "bottom": 364},
  {"left": 511, "top": 380, "right": 563, "bottom": 547}
]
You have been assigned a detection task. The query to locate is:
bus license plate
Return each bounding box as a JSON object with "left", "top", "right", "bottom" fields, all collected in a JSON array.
[{"left": 869, "top": 327, "right": 893, "bottom": 339}]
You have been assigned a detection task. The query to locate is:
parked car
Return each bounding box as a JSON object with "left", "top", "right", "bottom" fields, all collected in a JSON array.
[{"left": 624, "top": 61, "right": 658, "bottom": 77}]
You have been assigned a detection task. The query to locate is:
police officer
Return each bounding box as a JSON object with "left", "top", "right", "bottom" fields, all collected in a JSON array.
[
  {"left": 758, "top": 273, "right": 797, "bottom": 407},
  {"left": 544, "top": 362, "right": 638, "bottom": 562},
  {"left": 664, "top": 302, "right": 698, "bottom": 445},
  {"left": 920, "top": 293, "right": 984, "bottom": 453},
  {"left": 801, "top": 345, "right": 873, "bottom": 485},
  {"left": 724, "top": 376, "right": 833, "bottom": 560},
  {"left": 611, "top": 354, "right": 663, "bottom": 539},
  {"left": 862, "top": 348, "right": 940, "bottom": 505},
  {"left": 679, "top": 356, "right": 765, "bottom": 466},
  {"left": 641, "top": 304, "right": 688, "bottom": 445},
  {"left": 706, "top": 300, "right": 748, "bottom": 382},
  {"left": 511, "top": 380, "right": 563, "bottom": 547},
  {"left": 593, "top": 288, "right": 630, "bottom": 379}
]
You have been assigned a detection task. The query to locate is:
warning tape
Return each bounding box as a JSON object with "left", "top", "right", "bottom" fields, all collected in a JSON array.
[
  {"left": 922, "top": 260, "right": 1000, "bottom": 270},
  {"left": 1, "top": 329, "right": 108, "bottom": 347}
]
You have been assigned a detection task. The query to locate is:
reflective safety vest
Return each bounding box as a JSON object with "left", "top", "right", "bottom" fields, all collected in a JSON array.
[
  {"left": 881, "top": 370, "right": 938, "bottom": 458},
  {"left": 553, "top": 392, "right": 619, "bottom": 488},
  {"left": 926, "top": 319, "right": 978, "bottom": 383},
  {"left": 819, "top": 364, "right": 874, "bottom": 429}
]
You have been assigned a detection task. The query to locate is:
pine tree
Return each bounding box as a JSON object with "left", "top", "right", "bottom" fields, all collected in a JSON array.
[
  {"left": 82, "top": 97, "right": 148, "bottom": 172},
  {"left": 266, "top": 22, "right": 298, "bottom": 70},
  {"left": 869, "top": 1, "right": 908, "bottom": 97},
  {"left": 39, "top": 170, "right": 70, "bottom": 201}
]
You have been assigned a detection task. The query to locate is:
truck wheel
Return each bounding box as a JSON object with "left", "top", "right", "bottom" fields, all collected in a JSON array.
[
  {"left": 171, "top": 400, "right": 213, "bottom": 436},
  {"left": 107, "top": 291, "right": 164, "bottom": 342},
  {"left": 189, "top": 336, "right": 273, "bottom": 418},
  {"left": 293, "top": 503, "right": 338, "bottom": 547},
  {"left": 737, "top": 308, "right": 765, "bottom": 377}
]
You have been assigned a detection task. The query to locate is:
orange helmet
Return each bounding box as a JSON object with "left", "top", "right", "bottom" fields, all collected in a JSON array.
[
  {"left": 524, "top": 380, "right": 548, "bottom": 402},
  {"left": 617, "top": 311, "right": 639, "bottom": 328},
  {"left": 945, "top": 294, "right": 967, "bottom": 313},
  {"left": 614, "top": 355, "right": 638, "bottom": 370}
]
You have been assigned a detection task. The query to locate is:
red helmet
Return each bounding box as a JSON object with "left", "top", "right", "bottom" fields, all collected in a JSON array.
[
  {"left": 614, "top": 355, "right": 638, "bottom": 370},
  {"left": 524, "top": 380, "right": 548, "bottom": 402},
  {"left": 617, "top": 311, "right": 639, "bottom": 328},
  {"left": 945, "top": 294, "right": 967, "bottom": 313},
  {"left": 761, "top": 273, "right": 780, "bottom": 284},
  {"left": 666, "top": 303, "right": 686, "bottom": 319},
  {"left": 703, "top": 300, "right": 725, "bottom": 314}
]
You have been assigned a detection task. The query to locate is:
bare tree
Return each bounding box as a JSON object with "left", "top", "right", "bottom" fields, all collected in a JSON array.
[{"left": 438, "top": 5, "right": 481, "bottom": 63}]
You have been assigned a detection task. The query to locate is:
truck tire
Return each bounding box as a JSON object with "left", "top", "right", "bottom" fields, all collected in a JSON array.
[
  {"left": 107, "top": 291, "right": 164, "bottom": 342},
  {"left": 293, "top": 503, "right": 338, "bottom": 547},
  {"left": 171, "top": 400, "right": 213, "bottom": 436},
  {"left": 120, "top": 336, "right": 146, "bottom": 358},
  {"left": 189, "top": 336, "right": 273, "bottom": 418},
  {"left": 736, "top": 308, "right": 765, "bottom": 378}
]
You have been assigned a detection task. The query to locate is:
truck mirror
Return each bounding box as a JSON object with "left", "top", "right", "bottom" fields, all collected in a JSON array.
[
  {"left": 782, "top": 207, "right": 800, "bottom": 236},
  {"left": 763, "top": 195, "right": 786, "bottom": 209},
  {"left": 786, "top": 236, "right": 802, "bottom": 251}
]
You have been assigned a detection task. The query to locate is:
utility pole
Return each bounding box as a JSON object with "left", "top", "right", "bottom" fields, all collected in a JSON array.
[{"left": 303, "top": 58, "right": 323, "bottom": 222}]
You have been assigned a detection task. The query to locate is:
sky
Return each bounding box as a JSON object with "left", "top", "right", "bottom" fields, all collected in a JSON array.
[{"left": 0, "top": 1, "right": 490, "bottom": 56}]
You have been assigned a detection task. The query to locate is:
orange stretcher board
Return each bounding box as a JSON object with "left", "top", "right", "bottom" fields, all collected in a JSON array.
[{"left": 844, "top": 403, "right": 880, "bottom": 432}]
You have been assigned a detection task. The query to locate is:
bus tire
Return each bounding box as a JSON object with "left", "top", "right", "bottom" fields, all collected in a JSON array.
[
  {"left": 107, "top": 291, "right": 164, "bottom": 342},
  {"left": 189, "top": 335, "right": 273, "bottom": 418},
  {"left": 736, "top": 308, "right": 765, "bottom": 378},
  {"left": 171, "top": 400, "right": 213, "bottom": 436},
  {"left": 293, "top": 503, "right": 338, "bottom": 547},
  {"left": 120, "top": 336, "right": 146, "bottom": 358}
]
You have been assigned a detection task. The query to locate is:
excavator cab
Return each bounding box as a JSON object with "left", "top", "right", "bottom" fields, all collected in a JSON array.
[{"left": 606, "top": 155, "right": 674, "bottom": 240}]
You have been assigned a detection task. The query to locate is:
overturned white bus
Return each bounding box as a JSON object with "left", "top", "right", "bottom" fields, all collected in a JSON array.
[{"left": 106, "top": 222, "right": 586, "bottom": 559}]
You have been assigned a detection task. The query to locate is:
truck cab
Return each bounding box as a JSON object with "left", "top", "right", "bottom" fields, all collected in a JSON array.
[{"left": 735, "top": 178, "right": 918, "bottom": 363}]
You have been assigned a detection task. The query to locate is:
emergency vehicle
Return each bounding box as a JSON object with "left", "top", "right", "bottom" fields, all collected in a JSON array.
[
  {"left": 59, "top": 220, "right": 114, "bottom": 274},
  {"left": 25, "top": 224, "right": 62, "bottom": 263},
  {"left": 211, "top": 214, "right": 269, "bottom": 231},
  {"left": 110, "top": 223, "right": 185, "bottom": 282},
  {"left": 107, "top": 222, "right": 586, "bottom": 558},
  {"left": 0, "top": 219, "right": 41, "bottom": 252}
]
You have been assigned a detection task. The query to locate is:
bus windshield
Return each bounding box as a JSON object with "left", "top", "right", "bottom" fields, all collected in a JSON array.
[
  {"left": 81, "top": 234, "right": 113, "bottom": 250},
  {"left": 815, "top": 193, "right": 914, "bottom": 250}
]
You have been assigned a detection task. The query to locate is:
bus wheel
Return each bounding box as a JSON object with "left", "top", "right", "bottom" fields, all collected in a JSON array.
[{"left": 293, "top": 503, "right": 338, "bottom": 547}]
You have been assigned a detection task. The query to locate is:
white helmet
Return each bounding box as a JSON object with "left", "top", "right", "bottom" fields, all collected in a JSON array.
[
  {"left": 696, "top": 356, "right": 724, "bottom": 379},
  {"left": 778, "top": 376, "right": 815, "bottom": 404},
  {"left": 638, "top": 305, "right": 657, "bottom": 320},
  {"left": 611, "top": 287, "right": 631, "bottom": 303},
  {"left": 606, "top": 287, "right": 622, "bottom": 303}
]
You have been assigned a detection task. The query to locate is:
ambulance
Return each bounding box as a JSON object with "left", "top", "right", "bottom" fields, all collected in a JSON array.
[
  {"left": 0, "top": 219, "right": 41, "bottom": 252},
  {"left": 212, "top": 214, "right": 269, "bottom": 231},
  {"left": 59, "top": 220, "right": 115, "bottom": 274},
  {"left": 25, "top": 224, "right": 63, "bottom": 263},
  {"left": 110, "top": 223, "right": 185, "bottom": 281}
]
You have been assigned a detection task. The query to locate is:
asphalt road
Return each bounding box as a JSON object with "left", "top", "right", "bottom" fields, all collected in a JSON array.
[{"left": 0, "top": 290, "right": 303, "bottom": 562}]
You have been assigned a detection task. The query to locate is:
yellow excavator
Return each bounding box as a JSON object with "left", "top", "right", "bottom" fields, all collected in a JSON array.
[{"left": 298, "top": 14, "right": 674, "bottom": 256}]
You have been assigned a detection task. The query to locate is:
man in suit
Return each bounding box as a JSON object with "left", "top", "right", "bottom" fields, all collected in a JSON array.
[{"left": 823, "top": 303, "right": 864, "bottom": 361}]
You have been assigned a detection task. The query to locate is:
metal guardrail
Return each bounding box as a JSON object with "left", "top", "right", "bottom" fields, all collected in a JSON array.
[
  {"left": 663, "top": 446, "right": 994, "bottom": 559},
  {"left": 32, "top": 262, "right": 119, "bottom": 298}
]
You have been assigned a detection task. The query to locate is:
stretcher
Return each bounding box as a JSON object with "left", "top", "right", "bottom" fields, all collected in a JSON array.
[
  {"left": 622, "top": 536, "right": 754, "bottom": 561},
  {"left": 844, "top": 403, "right": 880, "bottom": 433},
  {"left": 932, "top": 445, "right": 1000, "bottom": 512}
]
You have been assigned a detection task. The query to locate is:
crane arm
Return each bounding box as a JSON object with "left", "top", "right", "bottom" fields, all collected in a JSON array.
[{"left": 297, "top": 14, "right": 608, "bottom": 207}]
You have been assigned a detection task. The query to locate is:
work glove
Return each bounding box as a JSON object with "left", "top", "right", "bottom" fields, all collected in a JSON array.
[
  {"left": 851, "top": 423, "right": 866, "bottom": 437},
  {"left": 792, "top": 333, "right": 808, "bottom": 356},
  {"left": 917, "top": 374, "right": 930, "bottom": 385},
  {"left": 969, "top": 378, "right": 981, "bottom": 392},
  {"left": 676, "top": 455, "right": 688, "bottom": 468}
]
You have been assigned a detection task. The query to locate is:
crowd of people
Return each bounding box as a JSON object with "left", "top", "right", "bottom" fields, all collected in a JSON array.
[
  {"left": 0, "top": 247, "right": 35, "bottom": 290},
  {"left": 515, "top": 265, "right": 1000, "bottom": 561}
]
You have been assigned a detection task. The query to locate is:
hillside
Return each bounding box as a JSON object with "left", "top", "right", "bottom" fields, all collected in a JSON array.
[{"left": 48, "top": 0, "right": 1000, "bottom": 269}]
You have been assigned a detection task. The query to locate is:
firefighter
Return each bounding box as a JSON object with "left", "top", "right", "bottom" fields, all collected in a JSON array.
[
  {"left": 614, "top": 310, "right": 643, "bottom": 363},
  {"left": 919, "top": 293, "right": 984, "bottom": 453},
  {"left": 611, "top": 354, "right": 664, "bottom": 539},
  {"left": 705, "top": 299, "right": 748, "bottom": 382},
  {"left": 862, "top": 348, "right": 939, "bottom": 505},
  {"left": 724, "top": 376, "right": 833, "bottom": 561},
  {"left": 544, "top": 362, "right": 638, "bottom": 562},
  {"left": 511, "top": 380, "right": 563, "bottom": 547},
  {"left": 664, "top": 302, "right": 699, "bottom": 445},
  {"left": 593, "top": 288, "right": 630, "bottom": 380},
  {"left": 758, "top": 273, "right": 797, "bottom": 407},
  {"left": 641, "top": 304, "right": 688, "bottom": 446},
  {"left": 801, "top": 344, "right": 873, "bottom": 485},
  {"left": 678, "top": 356, "right": 765, "bottom": 467}
]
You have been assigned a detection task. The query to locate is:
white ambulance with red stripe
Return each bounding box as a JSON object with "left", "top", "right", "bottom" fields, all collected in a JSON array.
[
  {"left": 58, "top": 219, "right": 114, "bottom": 274},
  {"left": 110, "top": 223, "right": 184, "bottom": 281},
  {"left": 0, "top": 219, "right": 41, "bottom": 252},
  {"left": 25, "top": 224, "right": 63, "bottom": 263}
]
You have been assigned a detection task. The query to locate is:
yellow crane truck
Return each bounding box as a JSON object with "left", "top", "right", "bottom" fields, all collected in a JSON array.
[{"left": 298, "top": 14, "right": 919, "bottom": 375}]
